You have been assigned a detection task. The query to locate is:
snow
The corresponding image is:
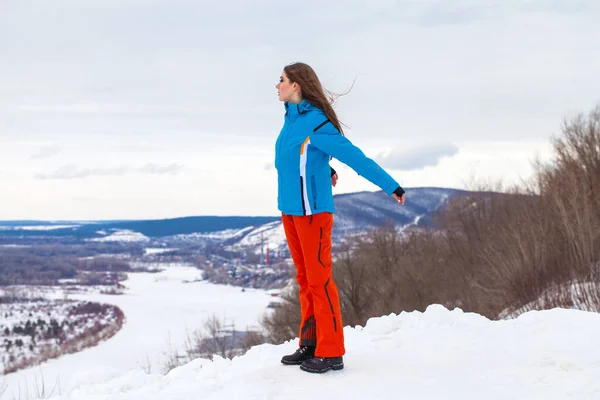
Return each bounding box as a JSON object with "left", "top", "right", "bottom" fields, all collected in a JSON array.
[
  {"left": 6, "top": 304, "right": 600, "bottom": 399},
  {"left": 0, "top": 300, "right": 121, "bottom": 369},
  {"left": 17, "top": 225, "right": 80, "bottom": 231},
  {"left": 2, "top": 266, "right": 273, "bottom": 399},
  {"left": 498, "top": 282, "right": 600, "bottom": 319},
  {"left": 0, "top": 225, "right": 79, "bottom": 231},
  {"left": 90, "top": 230, "right": 150, "bottom": 242},
  {"left": 4, "top": 265, "right": 600, "bottom": 399},
  {"left": 144, "top": 248, "right": 177, "bottom": 255},
  {"left": 227, "top": 221, "right": 288, "bottom": 253},
  {"left": 168, "top": 222, "right": 289, "bottom": 255},
  {"left": 169, "top": 227, "right": 254, "bottom": 241}
]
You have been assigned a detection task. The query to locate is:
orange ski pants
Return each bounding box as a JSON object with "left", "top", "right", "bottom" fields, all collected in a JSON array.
[{"left": 282, "top": 212, "right": 345, "bottom": 357}]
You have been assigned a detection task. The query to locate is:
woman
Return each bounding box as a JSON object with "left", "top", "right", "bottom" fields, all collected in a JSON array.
[{"left": 275, "top": 62, "right": 405, "bottom": 374}]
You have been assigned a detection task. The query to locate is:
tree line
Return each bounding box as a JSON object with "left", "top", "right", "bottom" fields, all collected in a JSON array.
[{"left": 0, "top": 250, "right": 132, "bottom": 286}]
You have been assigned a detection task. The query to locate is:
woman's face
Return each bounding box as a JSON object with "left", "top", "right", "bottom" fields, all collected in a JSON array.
[{"left": 275, "top": 71, "right": 297, "bottom": 102}]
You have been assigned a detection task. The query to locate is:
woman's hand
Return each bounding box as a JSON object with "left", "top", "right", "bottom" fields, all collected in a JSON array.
[
  {"left": 392, "top": 192, "right": 405, "bottom": 205},
  {"left": 331, "top": 172, "right": 338, "bottom": 187}
]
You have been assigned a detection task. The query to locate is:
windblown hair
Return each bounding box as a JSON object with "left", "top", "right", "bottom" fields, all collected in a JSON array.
[{"left": 284, "top": 62, "right": 349, "bottom": 135}]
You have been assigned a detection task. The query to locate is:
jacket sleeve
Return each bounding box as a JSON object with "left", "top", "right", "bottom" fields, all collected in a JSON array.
[{"left": 310, "top": 123, "right": 400, "bottom": 196}]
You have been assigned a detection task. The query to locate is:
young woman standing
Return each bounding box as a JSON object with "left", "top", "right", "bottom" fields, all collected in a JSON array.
[{"left": 275, "top": 62, "right": 405, "bottom": 373}]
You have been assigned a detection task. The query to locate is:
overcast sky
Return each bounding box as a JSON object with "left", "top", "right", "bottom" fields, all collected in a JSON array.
[{"left": 1, "top": 0, "right": 599, "bottom": 220}]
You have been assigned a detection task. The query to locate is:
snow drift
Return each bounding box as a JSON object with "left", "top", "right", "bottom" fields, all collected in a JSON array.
[{"left": 44, "top": 304, "right": 600, "bottom": 400}]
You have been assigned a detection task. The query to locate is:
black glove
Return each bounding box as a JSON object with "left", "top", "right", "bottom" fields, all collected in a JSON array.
[
  {"left": 330, "top": 167, "right": 337, "bottom": 177},
  {"left": 393, "top": 186, "right": 405, "bottom": 197}
]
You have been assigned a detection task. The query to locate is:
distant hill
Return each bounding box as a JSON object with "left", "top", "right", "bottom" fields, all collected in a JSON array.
[
  {"left": 332, "top": 187, "right": 468, "bottom": 236},
  {"left": 0, "top": 216, "right": 281, "bottom": 239},
  {"left": 0, "top": 187, "right": 470, "bottom": 241}
]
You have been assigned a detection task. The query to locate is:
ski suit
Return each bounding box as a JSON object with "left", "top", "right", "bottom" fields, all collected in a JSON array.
[{"left": 275, "top": 99, "right": 401, "bottom": 357}]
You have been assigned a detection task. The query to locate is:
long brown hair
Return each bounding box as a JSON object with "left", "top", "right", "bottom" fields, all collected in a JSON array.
[{"left": 284, "top": 62, "right": 349, "bottom": 135}]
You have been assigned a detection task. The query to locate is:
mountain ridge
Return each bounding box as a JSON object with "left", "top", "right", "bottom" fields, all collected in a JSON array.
[{"left": 0, "top": 187, "right": 471, "bottom": 240}]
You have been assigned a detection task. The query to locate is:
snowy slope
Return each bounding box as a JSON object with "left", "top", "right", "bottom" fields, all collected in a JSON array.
[
  {"left": 331, "top": 187, "right": 459, "bottom": 235},
  {"left": 42, "top": 305, "right": 600, "bottom": 400},
  {"left": 223, "top": 187, "right": 465, "bottom": 252},
  {"left": 90, "top": 230, "right": 150, "bottom": 242},
  {"left": 1, "top": 266, "right": 274, "bottom": 400},
  {"left": 224, "top": 221, "right": 287, "bottom": 254}
]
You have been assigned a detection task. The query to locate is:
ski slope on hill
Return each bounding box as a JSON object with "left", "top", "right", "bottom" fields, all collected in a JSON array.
[{"left": 43, "top": 305, "right": 600, "bottom": 400}]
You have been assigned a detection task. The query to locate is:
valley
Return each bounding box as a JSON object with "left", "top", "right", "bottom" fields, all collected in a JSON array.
[{"left": 0, "top": 187, "right": 464, "bottom": 398}]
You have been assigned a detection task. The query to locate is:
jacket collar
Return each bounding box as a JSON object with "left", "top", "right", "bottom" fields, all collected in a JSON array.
[{"left": 284, "top": 99, "right": 314, "bottom": 116}]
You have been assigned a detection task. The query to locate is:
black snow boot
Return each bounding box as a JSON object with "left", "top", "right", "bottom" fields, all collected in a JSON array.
[
  {"left": 300, "top": 356, "right": 344, "bottom": 373},
  {"left": 281, "top": 345, "right": 315, "bottom": 365}
]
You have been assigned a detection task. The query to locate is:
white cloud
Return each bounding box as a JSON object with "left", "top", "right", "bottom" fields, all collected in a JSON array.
[
  {"left": 30, "top": 145, "right": 61, "bottom": 160},
  {"left": 36, "top": 163, "right": 183, "bottom": 180},
  {"left": 375, "top": 144, "right": 459, "bottom": 171}
]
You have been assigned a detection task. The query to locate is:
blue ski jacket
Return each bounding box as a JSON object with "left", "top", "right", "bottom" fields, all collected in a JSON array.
[{"left": 275, "top": 99, "right": 401, "bottom": 216}]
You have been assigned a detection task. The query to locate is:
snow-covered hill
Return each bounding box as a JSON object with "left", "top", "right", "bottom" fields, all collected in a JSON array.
[
  {"left": 0, "top": 188, "right": 469, "bottom": 256},
  {"left": 222, "top": 187, "right": 466, "bottom": 254},
  {"left": 332, "top": 187, "right": 461, "bottom": 235},
  {"left": 0, "top": 187, "right": 466, "bottom": 242},
  {"left": 1, "top": 266, "right": 273, "bottom": 400},
  {"left": 42, "top": 305, "right": 600, "bottom": 400}
]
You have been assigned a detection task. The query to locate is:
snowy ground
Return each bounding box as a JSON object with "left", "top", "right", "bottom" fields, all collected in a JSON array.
[
  {"left": 143, "top": 248, "right": 177, "bottom": 256},
  {"left": 89, "top": 230, "right": 150, "bottom": 242},
  {"left": 498, "top": 282, "right": 600, "bottom": 319},
  {"left": 1, "top": 300, "right": 122, "bottom": 373},
  {"left": 1, "top": 265, "right": 273, "bottom": 400},
  {"left": 33, "top": 305, "right": 600, "bottom": 400},
  {"left": 0, "top": 226, "right": 80, "bottom": 231},
  {"left": 226, "top": 221, "right": 287, "bottom": 254}
]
